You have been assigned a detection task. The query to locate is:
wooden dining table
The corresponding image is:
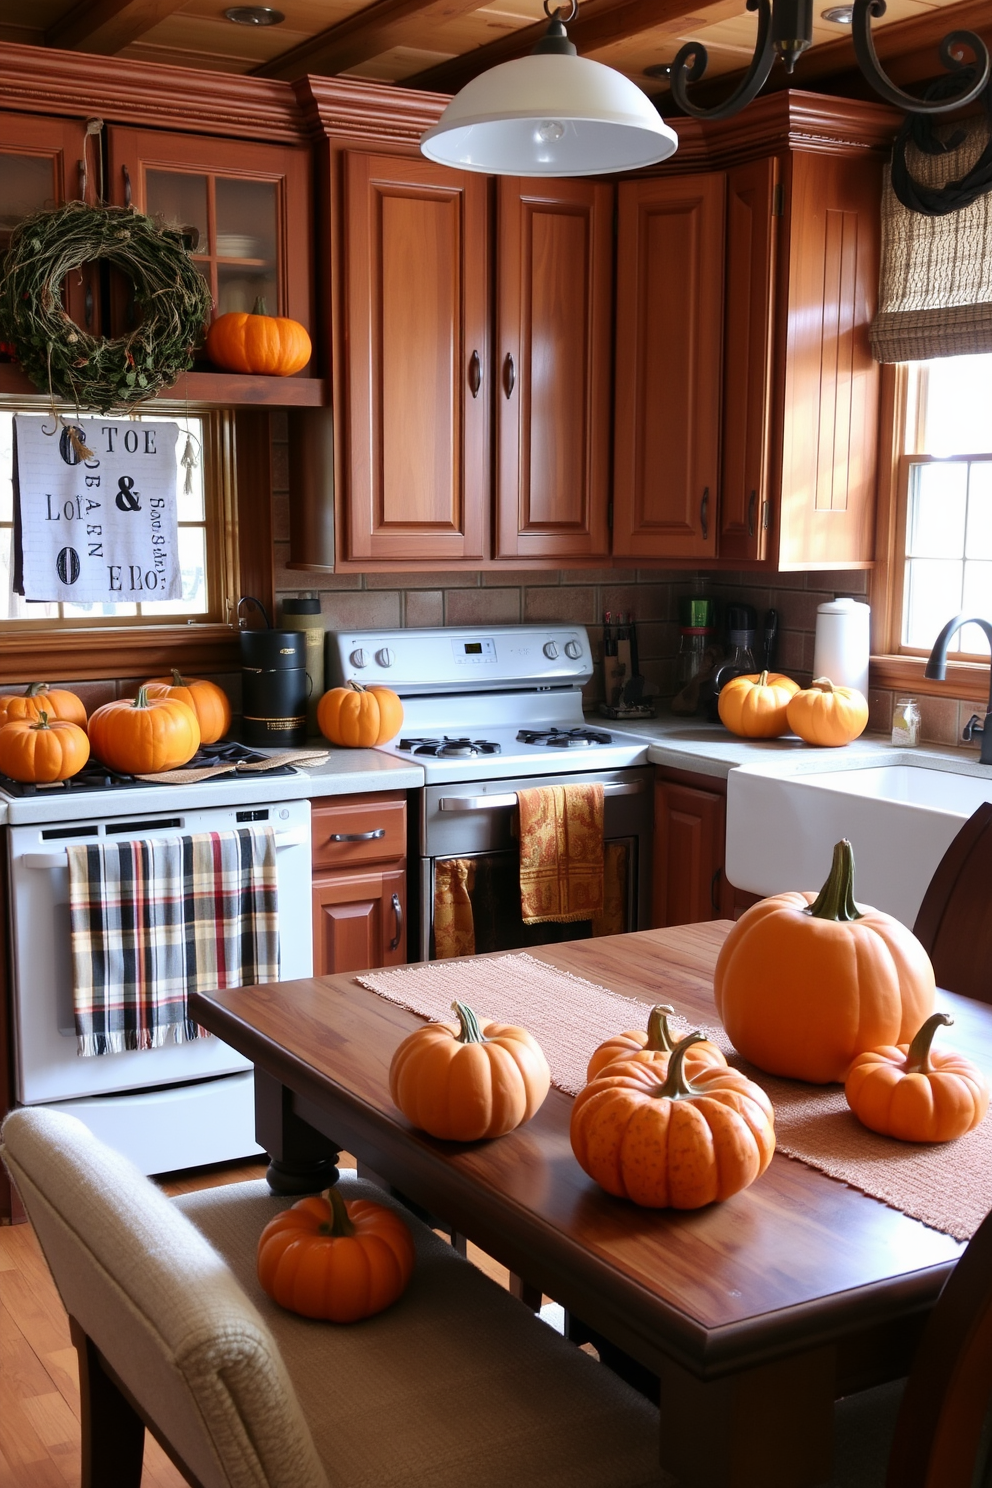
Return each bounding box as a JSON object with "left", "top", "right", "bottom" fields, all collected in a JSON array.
[{"left": 190, "top": 923, "right": 979, "bottom": 1488}]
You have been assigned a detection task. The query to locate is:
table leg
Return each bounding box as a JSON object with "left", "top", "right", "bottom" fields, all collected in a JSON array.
[
  {"left": 658, "top": 1346, "right": 836, "bottom": 1488},
  {"left": 254, "top": 1069, "right": 341, "bottom": 1195}
]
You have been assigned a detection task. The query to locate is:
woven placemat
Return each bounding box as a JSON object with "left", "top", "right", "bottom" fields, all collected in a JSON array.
[{"left": 358, "top": 953, "right": 990, "bottom": 1241}]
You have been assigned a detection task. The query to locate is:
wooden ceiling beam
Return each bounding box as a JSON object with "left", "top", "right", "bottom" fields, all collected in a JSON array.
[
  {"left": 47, "top": 0, "right": 188, "bottom": 54},
  {"left": 253, "top": 0, "right": 492, "bottom": 81}
]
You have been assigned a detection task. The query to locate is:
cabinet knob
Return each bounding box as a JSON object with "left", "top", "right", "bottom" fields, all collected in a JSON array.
[
  {"left": 468, "top": 350, "right": 482, "bottom": 399},
  {"left": 565, "top": 640, "right": 582, "bottom": 659},
  {"left": 543, "top": 641, "right": 559, "bottom": 659},
  {"left": 503, "top": 353, "right": 515, "bottom": 399},
  {"left": 375, "top": 647, "right": 395, "bottom": 667},
  {"left": 350, "top": 648, "right": 369, "bottom": 668}
]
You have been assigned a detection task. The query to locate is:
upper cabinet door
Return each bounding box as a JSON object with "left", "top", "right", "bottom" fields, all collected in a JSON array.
[
  {"left": 495, "top": 178, "right": 613, "bottom": 560},
  {"left": 342, "top": 153, "right": 489, "bottom": 564},
  {"left": 612, "top": 174, "right": 725, "bottom": 560}
]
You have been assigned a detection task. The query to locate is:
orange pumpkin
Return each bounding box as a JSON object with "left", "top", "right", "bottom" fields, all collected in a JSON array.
[
  {"left": 389, "top": 1000, "right": 551, "bottom": 1141},
  {"left": 786, "top": 677, "right": 869, "bottom": 748},
  {"left": 0, "top": 712, "right": 90, "bottom": 782},
  {"left": 205, "top": 297, "right": 311, "bottom": 377},
  {"left": 144, "top": 670, "right": 231, "bottom": 744},
  {"left": 257, "top": 1186, "right": 415, "bottom": 1322},
  {"left": 570, "top": 1034, "right": 776, "bottom": 1209},
  {"left": 586, "top": 1004, "right": 727, "bottom": 1083},
  {"left": 0, "top": 682, "right": 87, "bottom": 730},
  {"left": 317, "top": 681, "right": 404, "bottom": 748},
  {"left": 845, "top": 1012, "right": 990, "bottom": 1143},
  {"left": 714, "top": 839, "right": 936, "bottom": 1084},
  {"left": 717, "top": 670, "right": 800, "bottom": 739},
  {"left": 87, "top": 686, "right": 200, "bottom": 774}
]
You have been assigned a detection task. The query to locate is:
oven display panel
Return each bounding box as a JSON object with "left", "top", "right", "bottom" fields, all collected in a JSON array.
[{"left": 452, "top": 638, "right": 496, "bottom": 664}]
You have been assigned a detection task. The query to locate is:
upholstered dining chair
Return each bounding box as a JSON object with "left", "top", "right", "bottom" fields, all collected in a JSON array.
[
  {"left": 913, "top": 800, "right": 992, "bottom": 1004},
  {"left": 0, "top": 1107, "right": 663, "bottom": 1488}
]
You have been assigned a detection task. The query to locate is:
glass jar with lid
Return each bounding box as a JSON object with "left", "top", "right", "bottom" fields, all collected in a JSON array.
[{"left": 892, "top": 697, "right": 921, "bottom": 747}]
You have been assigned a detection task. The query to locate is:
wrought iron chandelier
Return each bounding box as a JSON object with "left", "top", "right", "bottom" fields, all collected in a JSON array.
[{"left": 668, "top": 0, "right": 990, "bottom": 121}]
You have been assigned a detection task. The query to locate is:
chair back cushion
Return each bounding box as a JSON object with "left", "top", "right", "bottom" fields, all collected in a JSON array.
[{"left": 1, "top": 1107, "right": 329, "bottom": 1488}]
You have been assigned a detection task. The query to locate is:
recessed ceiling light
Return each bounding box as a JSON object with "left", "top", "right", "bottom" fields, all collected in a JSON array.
[
  {"left": 223, "top": 6, "right": 285, "bottom": 24},
  {"left": 821, "top": 5, "right": 853, "bottom": 22}
]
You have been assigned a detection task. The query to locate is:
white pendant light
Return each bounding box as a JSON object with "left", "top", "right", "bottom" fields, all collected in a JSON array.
[{"left": 421, "top": 3, "right": 679, "bottom": 178}]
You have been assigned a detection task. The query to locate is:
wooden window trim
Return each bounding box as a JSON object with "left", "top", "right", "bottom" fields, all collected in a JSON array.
[{"left": 870, "top": 363, "right": 992, "bottom": 706}]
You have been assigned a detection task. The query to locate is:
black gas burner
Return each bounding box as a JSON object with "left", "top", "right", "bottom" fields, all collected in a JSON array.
[
  {"left": 0, "top": 741, "right": 299, "bottom": 798},
  {"left": 516, "top": 727, "right": 613, "bottom": 748},
  {"left": 398, "top": 736, "right": 502, "bottom": 759}
]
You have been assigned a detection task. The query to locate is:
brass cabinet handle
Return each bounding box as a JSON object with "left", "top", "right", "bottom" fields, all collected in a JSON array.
[
  {"left": 747, "top": 489, "right": 757, "bottom": 538},
  {"left": 389, "top": 892, "right": 403, "bottom": 952},
  {"left": 122, "top": 163, "right": 132, "bottom": 207},
  {"left": 700, "top": 487, "right": 710, "bottom": 541},
  {"left": 503, "top": 353, "right": 515, "bottom": 399},
  {"left": 468, "top": 350, "right": 482, "bottom": 399},
  {"left": 329, "top": 828, "right": 385, "bottom": 842}
]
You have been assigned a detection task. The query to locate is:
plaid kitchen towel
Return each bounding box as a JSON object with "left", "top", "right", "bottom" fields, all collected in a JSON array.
[{"left": 67, "top": 828, "right": 280, "bottom": 1057}]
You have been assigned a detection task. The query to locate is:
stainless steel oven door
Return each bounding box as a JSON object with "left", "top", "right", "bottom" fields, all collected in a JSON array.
[{"left": 414, "top": 766, "right": 652, "bottom": 961}]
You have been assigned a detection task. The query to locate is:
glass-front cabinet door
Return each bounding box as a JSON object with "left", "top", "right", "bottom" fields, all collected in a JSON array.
[{"left": 106, "top": 128, "right": 312, "bottom": 362}]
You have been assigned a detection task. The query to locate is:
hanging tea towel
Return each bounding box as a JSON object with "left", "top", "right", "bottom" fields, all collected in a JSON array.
[{"left": 13, "top": 414, "right": 182, "bottom": 603}]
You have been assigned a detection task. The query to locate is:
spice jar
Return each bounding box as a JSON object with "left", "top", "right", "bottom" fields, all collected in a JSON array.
[{"left": 892, "top": 697, "right": 921, "bottom": 747}]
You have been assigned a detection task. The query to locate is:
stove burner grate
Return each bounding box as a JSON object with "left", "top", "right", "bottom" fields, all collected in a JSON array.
[
  {"left": 0, "top": 740, "right": 299, "bottom": 798},
  {"left": 398, "top": 736, "right": 502, "bottom": 758},
  {"left": 516, "top": 727, "right": 613, "bottom": 748}
]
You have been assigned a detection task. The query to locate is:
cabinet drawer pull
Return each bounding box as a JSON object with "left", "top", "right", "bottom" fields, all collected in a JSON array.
[
  {"left": 389, "top": 892, "right": 403, "bottom": 951},
  {"left": 700, "top": 487, "right": 710, "bottom": 541},
  {"left": 747, "top": 489, "right": 756, "bottom": 538},
  {"left": 468, "top": 350, "right": 482, "bottom": 399},
  {"left": 122, "top": 163, "right": 132, "bottom": 207},
  {"left": 329, "top": 828, "right": 386, "bottom": 842},
  {"left": 503, "top": 353, "right": 515, "bottom": 399},
  {"left": 78, "top": 158, "right": 87, "bottom": 202}
]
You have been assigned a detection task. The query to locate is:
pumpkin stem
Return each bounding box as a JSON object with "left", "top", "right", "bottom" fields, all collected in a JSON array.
[
  {"left": 317, "top": 1186, "right": 356, "bottom": 1238},
  {"left": 654, "top": 1033, "right": 708, "bottom": 1101},
  {"left": 171, "top": 668, "right": 187, "bottom": 687},
  {"left": 346, "top": 680, "right": 367, "bottom": 694},
  {"left": 807, "top": 840, "right": 863, "bottom": 923},
  {"left": 811, "top": 677, "right": 835, "bottom": 693},
  {"left": 25, "top": 682, "right": 50, "bottom": 697},
  {"left": 756, "top": 670, "right": 769, "bottom": 686},
  {"left": 905, "top": 1012, "right": 954, "bottom": 1075},
  {"left": 251, "top": 296, "right": 269, "bottom": 317},
  {"left": 451, "top": 1001, "right": 486, "bottom": 1045},
  {"left": 132, "top": 686, "right": 151, "bottom": 709},
  {"left": 645, "top": 1005, "right": 677, "bottom": 1053},
  {"left": 31, "top": 710, "right": 52, "bottom": 732}
]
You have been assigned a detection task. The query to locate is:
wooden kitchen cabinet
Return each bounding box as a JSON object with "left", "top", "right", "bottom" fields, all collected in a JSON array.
[
  {"left": 310, "top": 791, "right": 407, "bottom": 975},
  {"left": 653, "top": 767, "right": 759, "bottom": 927}
]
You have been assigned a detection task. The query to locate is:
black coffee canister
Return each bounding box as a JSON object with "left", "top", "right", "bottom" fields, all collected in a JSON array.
[{"left": 240, "top": 629, "right": 308, "bottom": 748}]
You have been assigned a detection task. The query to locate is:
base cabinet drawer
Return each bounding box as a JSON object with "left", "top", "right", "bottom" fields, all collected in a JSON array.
[
  {"left": 312, "top": 866, "right": 406, "bottom": 976},
  {"left": 311, "top": 791, "right": 406, "bottom": 870}
]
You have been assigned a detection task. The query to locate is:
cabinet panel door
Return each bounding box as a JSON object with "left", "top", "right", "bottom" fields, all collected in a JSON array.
[
  {"left": 653, "top": 779, "right": 725, "bottom": 927},
  {"left": 720, "top": 156, "right": 777, "bottom": 564},
  {"left": 343, "top": 153, "right": 488, "bottom": 563},
  {"left": 495, "top": 178, "right": 612, "bottom": 560},
  {"left": 312, "top": 866, "right": 406, "bottom": 976},
  {"left": 613, "top": 175, "right": 724, "bottom": 560}
]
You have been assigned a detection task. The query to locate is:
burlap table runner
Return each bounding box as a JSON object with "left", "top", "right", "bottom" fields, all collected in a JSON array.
[{"left": 358, "top": 952, "right": 989, "bottom": 1242}]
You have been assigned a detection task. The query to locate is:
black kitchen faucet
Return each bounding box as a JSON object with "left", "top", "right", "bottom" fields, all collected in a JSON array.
[{"left": 925, "top": 613, "right": 992, "bottom": 765}]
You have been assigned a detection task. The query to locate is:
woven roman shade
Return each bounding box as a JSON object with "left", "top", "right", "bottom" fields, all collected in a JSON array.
[{"left": 871, "top": 115, "right": 992, "bottom": 363}]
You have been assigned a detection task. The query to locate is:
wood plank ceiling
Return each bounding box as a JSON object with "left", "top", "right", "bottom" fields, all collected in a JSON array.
[{"left": 0, "top": 0, "right": 985, "bottom": 110}]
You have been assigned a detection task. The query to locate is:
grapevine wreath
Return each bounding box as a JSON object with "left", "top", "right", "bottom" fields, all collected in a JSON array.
[{"left": 0, "top": 201, "right": 212, "bottom": 415}]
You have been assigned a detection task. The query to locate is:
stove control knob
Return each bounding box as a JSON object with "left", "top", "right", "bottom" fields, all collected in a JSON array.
[
  {"left": 375, "top": 647, "right": 395, "bottom": 668},
  {"left": 543, "top": 641, "right": 560, "bottom": 660},
  {"left": 350, "top": 648, "right": 369, "bottom": 669},
  {"left": 564, "top": 640, "right": 583, "bottom": 659}
]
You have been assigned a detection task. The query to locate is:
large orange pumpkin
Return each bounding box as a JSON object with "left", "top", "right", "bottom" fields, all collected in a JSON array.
[
  {"left": 714, "top": 839, "right": 936, "bottom": 1084},
  {"left": 786, "top": 677, "right": 869, "bottom": 748},
  {"left": 205, "top": 297, "right": 311, "bottom": 377},
  {"left": 0, "top": 682, "right": 87, "bottom": 730},
  {"left": 257, "top": 1186, "right": 415, "bottom": 1322},
  {"left": 586, "top": 1004, "right": 727, "bottom": 1083},
  {"left": 845, "top": 1012, "right": 990, "bottom": 1143},
  {"left": 87, "top": 686, "right": 200, "bottom": 774},
  {"left": 0, "top": 712, "right": 90, "bottom": 782},
  {"left": 570, "top": 1034, "right": 776, "bottom": 1209},
  {"left": 317, "top": 681, "right": 404, "bottom": 748},
  {"left": 717, "top": 671, "right": 800, "bottom": 739},
  {"left": 144, "top": 670, "right": 231, "bottom": 744},
  {"left": 389, "top": 1000, "right": 551, "bottom": 1141}
]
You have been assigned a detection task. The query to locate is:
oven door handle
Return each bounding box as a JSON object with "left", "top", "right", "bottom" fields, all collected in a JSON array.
[
  {"left": 438, "top": 781, "right": 646, "bottom": 812},
  {"left": 21, "top": 828, "right": 307, "bottom": 869}
]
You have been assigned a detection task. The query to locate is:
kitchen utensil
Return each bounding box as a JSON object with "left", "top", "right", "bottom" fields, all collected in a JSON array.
[{"left": 761, "top": 609, "right": 779, "bottom": 672}]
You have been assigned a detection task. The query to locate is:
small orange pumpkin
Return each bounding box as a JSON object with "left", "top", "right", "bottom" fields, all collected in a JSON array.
[
  {"left": 714, "top": 840, "right": 936, "bottom": 1084},
  {"left": 570, "top": 1034, "right": 776, "bottom": 1209},
  {"left": 0, "top": 712, "right": 90, "bottom": 782},
  {"left": 586, "top": 1004, "right": 727, "bottom": 1083},
  {"left": 0, "top": 682, "right": 87, "bottom": 730},
  {"left": 845, "top": 1012, "right": 990, "bottom": 1143},
  {"left": 317, "top": 681, "right": 404, "bottom": 748},
  {"left": 144, "top": 670, "right": 231, "bottom": 744},
  {"left": 87, "top": 686, "right": 200, "bottom": 774},
  {"left": 389, "top": 1000, "right": 551, "bottom": 1141},
  {"left": 205, "top": 297, "right": 311, "bottom": 377},
  {"left": 717, "top": 670, "right": 800, "bottom": 739},
  {"left": 786, "top": 677, "right": 869, "bottom": 747},
  {"left": 257, "top": 1186, "right": 415, "bottom": 1322}
]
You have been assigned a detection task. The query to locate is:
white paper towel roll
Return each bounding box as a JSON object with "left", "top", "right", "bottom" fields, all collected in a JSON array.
[{"left": 812, "top": 598, "right": 870, "bottom": 697}]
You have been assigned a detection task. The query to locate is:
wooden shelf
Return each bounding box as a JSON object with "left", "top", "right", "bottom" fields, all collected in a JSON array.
[{"left": 0, "top": 362, "right": 326, "bottom": 408}]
